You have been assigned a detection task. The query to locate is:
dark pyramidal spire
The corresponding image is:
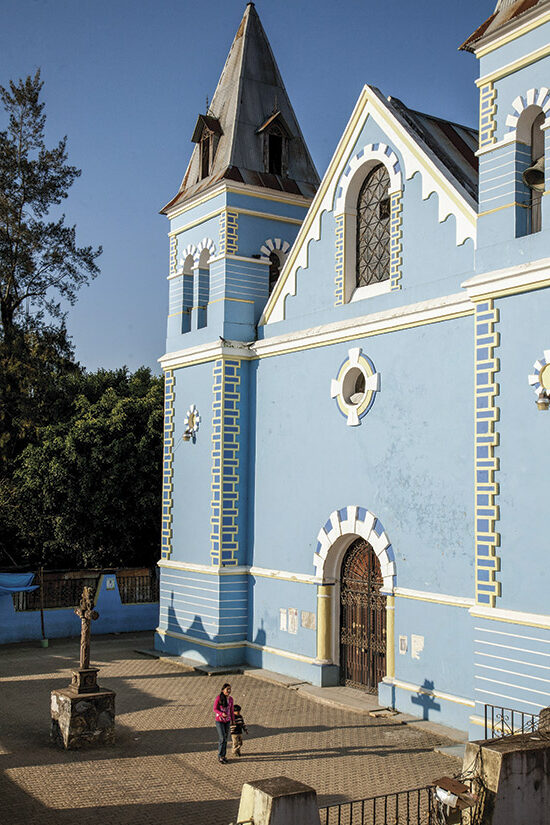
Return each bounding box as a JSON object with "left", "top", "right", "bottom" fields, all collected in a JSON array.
[{"left": 163, "top": 3, "right": 319, "bottom": 212}]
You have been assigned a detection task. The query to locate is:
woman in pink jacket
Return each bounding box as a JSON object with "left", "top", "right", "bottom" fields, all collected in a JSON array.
[{"left": 213, "top": 683, "right": 234, "bottom": 763}]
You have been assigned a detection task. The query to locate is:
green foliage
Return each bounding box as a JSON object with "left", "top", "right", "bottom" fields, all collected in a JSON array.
[
  {"left": 2, "top": 367, "right": 163, "bottom": 569},
  {"left": 0, "top": 71, "right": 101, "bottom": 339},
  {"left": 0, "top": 73, "right": 162, "bottom": 571}
]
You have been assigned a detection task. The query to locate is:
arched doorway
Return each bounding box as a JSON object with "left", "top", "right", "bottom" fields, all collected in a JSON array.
[{"left": 340, "top": 537, "right": 386, "bottom": 692}]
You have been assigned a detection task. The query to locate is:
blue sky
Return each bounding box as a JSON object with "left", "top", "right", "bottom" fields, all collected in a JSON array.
[{"left": 0, "top": 0, "right": 494, "bottom": 373}]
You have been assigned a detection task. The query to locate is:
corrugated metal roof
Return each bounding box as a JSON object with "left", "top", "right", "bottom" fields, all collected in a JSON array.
[
  {"left": 388, "top": 97, "right": 479, "bottom": 202},
  {"left": 162, "top": 3, "right": 319, "bottom": 213},
  {"left": 460, "top": 0, "right": 548, "bottom": 52}
]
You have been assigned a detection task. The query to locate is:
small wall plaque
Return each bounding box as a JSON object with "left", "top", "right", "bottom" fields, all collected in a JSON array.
[
  {"left": 411, "top": 634, "right": 424, "bottom": 660},
  {"left": 301, "top": 610, "right": 316, "bottom": 630},
  {"left": 279, "top": 608, "right": 287, "bottom": 631},
  {"left": 288, "top": 607, "right": 298, "bottom": 635},
  {"left": 105, "top": 576, "right": 116, "bottom": 591}
]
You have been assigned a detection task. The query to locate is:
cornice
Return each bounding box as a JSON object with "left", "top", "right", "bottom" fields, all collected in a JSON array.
[
  {"left": 462, "top": 256, "right": 550, "bottom": 300},
  {"left": 473, "top": 5, "right": 550, "bottom": 59},
  {"left": 160, "top": 291, "right": 474, "bottom": 370}
]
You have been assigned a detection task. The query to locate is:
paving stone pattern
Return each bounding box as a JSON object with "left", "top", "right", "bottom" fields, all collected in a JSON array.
[{"left": 0, "top": 633, "right": 460, "bottom": 825}]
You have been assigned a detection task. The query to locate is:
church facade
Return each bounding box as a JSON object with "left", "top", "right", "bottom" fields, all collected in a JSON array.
[{"left": 155, "top": 1, "right": 550, "bottom": 736}]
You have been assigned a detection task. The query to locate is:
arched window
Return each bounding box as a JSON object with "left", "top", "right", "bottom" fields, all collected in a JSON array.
[
  {"left": 196, "top": 249, "right": 210, "bottom": 329},
  {"left": 268, "top": 251, "right": 281, "bottom": 294},
  {"left": 182, "top": 254, "right": 194, "bottom": 333},
  {"left": 516, "top": 106, "right": 545, "bottom": 237},
  {"left": 356, "top": 164, "right": 391, "bottom": 288}
]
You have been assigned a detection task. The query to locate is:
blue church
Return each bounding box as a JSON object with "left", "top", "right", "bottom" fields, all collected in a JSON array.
[{"left": 155, "top": 0, "right": 550, "bottom": 736}]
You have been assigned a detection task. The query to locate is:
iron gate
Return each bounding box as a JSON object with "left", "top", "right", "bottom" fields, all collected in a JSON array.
[{"left": 340, "top": 538, "right": 386, "bottom": 692}]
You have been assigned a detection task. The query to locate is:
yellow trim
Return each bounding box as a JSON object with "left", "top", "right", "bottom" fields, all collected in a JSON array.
[
  {"left": 225, "top": 185, "right": 312, "bottom": 208},
  {"left": 168, "top": 207, "right": 224, "bottom": 237},
  {"left": 477, "top": 42, "right": 550, "bottom": 87},
  {"left": 316, "top": 585, "right": 332, "bottom": 661},
  {"left": 208, "top": 296, "right": 255, "bottom": 306},
  {"left": 367, "top": 93, "right": 474, "bottom": 223},
  {"left": 387, "top": 677, "right": 475, "bottom": 707},
  {"left": 470, "top": 609, "right": 550, "bottom": 630},
  {"left": 235, "top": 207, "right": 303, "bottom": 225},
  {"left": 470, "top": 278, "right": 550, "bottom": 302},
  {"left": 161, "top": 306, "right": 475, "bottom": 372},
  {"left": 158, "top": 627, "right": 317, "bottom": 664},
  {"left": 395, "top": 591, "right": 472, "bottom": 608},
  {"left": 169, "top": 206, "right": 302, "bottom": 240},
  {"left": 264, "top": 87, "right": 475, "bottom": 323},
  {"left": 264, "top": 87, "right": 372, "bottom": 320},
  {"left": 158, "top": 561, "right": 248, "bottom": 576},
  {"left": 479, "top": 202, "right": 529, "bottom": 218},
  {"left": 165, "top": 182, "right": 310, "bottom": 225},
  {"left": 256, "top": 307, "right": 474, "bottom": 358},
  {"left": 386, "top": 595, "right": 395, "bottom": 679},
  {"left": 475, "top": 10, "right": 550, "bottom": 58}
]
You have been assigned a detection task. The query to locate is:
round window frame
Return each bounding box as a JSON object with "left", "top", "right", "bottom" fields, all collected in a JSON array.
[{"left": 332, "top": 350, "right": 379, "bottom": 423}]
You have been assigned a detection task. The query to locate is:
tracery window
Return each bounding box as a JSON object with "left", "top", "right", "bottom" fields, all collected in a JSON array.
[{"left": 356, "top": 164, "right": 391, "bottom": 288}]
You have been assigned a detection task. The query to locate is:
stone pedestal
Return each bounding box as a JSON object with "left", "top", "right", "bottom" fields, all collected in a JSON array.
[
  {"left": 462, "top": 734, "right": 550, "bottom": 825},
  {"left": 236, "top": 777, "right": 320, "bottom": 825},
  {"left": 51, "top": 687, "right": 116, "bottom": 749}
]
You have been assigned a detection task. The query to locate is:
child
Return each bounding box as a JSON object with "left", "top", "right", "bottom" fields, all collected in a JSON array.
[{"left": 230, "top": 704, "right": 248, "bottom": 756}]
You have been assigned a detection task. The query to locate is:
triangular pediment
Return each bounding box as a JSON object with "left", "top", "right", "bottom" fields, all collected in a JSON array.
[{"left": 260, "top": 85, "right": 478, "bottom": 325}]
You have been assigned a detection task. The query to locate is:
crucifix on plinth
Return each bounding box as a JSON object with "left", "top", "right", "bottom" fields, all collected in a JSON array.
[{"left": 70, "top": 586, "right": 100, "bottom": 694}]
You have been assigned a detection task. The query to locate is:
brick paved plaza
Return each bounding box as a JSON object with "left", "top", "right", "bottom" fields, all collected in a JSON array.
[{"left": 0, "top": 633, "right": 460, "bottom": 825}]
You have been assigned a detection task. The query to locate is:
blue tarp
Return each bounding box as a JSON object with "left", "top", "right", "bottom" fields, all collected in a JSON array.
[{"left": 0, "top": 573, "right": 39, "bottom": 596}]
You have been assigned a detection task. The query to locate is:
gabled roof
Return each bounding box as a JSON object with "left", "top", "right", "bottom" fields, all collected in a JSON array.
[
  {"left": 260, "top": 85, "right": 479, "bottom": 326},
  {"left": 388, "top": 98, "right": 478, "bottom": 202},
  {"left": 191, "top": 115, "right": 223, "bottom": 143},
  {"left": 460, "top": 0, "right": 549, "bottom": 52},
  {"left": 162, "top": 3, "right": 319, "bottom": 214}
]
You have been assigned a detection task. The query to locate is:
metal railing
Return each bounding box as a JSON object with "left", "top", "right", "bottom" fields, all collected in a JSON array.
[
  {"left": 484, "top": 702, "right": 539, "bottom": 739},
  {"left": 319, "top": 786, "right": 435, "bottom": 825},
  {"left": 116, "top": 572, "right": 159, "bottom": 604},
  {"left": 11, "top": 567, "right": 159, "bottom": 611},
  {"left": 13, "top": 574, "right": 99, "bottom": 611}
]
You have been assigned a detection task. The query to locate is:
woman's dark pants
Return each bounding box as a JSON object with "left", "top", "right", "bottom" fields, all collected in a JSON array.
[{"left": 216, "top": 721, "right": 230, "bottom": 758}]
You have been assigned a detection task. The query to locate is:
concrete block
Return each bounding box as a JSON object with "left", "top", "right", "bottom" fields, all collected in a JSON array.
[
  {"left": 462, "top": 734, "right": 550, "bottom": 825},
  {"left": 236, "top": 776, "right": 320, "bottom": 825}
]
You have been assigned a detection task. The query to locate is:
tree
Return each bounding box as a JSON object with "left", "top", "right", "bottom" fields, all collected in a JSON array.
[
  {"left": 0, "top": 70, "right": 101, "bottom": 471},
  {"left": 3, "top": 367, "right": 163, "bottom": 569},
  {"left": 0, "top": 71, "right": 101, "bottom": 341}
]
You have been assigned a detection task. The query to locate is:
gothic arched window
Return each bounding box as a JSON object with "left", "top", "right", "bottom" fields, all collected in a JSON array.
[{"left": 356, "top": 164, "right": 391, "bottom": 288}]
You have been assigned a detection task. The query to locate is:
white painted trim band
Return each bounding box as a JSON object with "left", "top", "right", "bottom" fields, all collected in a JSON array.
[
  {"left": 382, "top": 676, "right": 475, "bottom": 707},
  {"left": 394, "top": 587, "right": 474, "bottom": 608},
  {"left": 470, "top": 603, "right": 550, "bottom": 630}
]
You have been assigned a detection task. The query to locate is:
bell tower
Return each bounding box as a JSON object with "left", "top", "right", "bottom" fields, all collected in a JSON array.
[
  {"left": 461, "top": 0, "right": 550, "bottom": 273},
  {"left": 155, "top": 4, "right": 319, "bottom": 664}
]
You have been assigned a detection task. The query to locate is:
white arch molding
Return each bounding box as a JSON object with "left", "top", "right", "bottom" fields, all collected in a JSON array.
[
  {"left": 314, "top": 505, "right": 396, "bottom": 592},
  {"left": 177, "top": 243, "right": 197, "bottom": 274},
  {"left": 260, "top": 237, "right": 291, "bottom": 263},
  {"left": 334, "top": 143, "right": 403, "bottom": 214},
  {"left": 194, "top": 237, "right": 217, "bottom": 264},
  {"left": 505, "top": 87, "right": 550, "bottom": 140}
]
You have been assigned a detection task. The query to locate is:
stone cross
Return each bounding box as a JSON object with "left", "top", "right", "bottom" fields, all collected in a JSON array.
[{"left": 74, "top": 587, "right": 99, "bottom": 670}]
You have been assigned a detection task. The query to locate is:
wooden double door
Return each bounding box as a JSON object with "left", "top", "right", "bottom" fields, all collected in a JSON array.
[{"left": 339, "top": 537, "right": 386, "bottom": 693}]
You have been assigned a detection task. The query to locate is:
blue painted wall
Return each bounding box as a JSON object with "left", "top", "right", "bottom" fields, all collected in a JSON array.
[{"left": 0, "top": 573, "right": 158, "bottom": 645}]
